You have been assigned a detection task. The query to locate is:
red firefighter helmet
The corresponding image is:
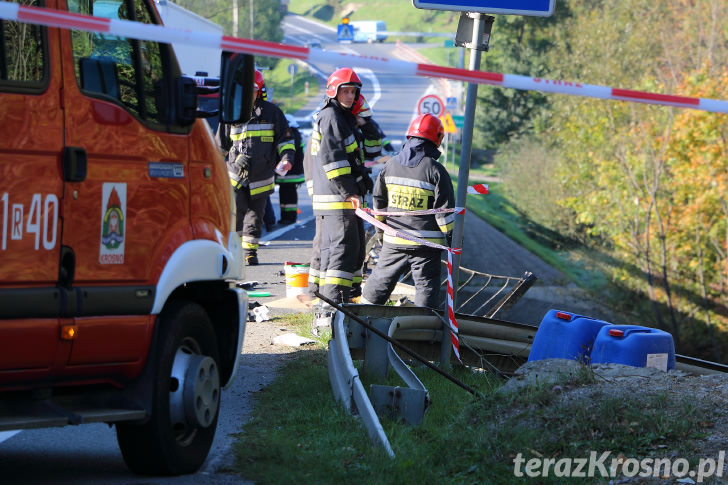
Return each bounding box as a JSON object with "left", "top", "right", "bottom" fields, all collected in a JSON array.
[
  {"left": 325, "top": 67, "right": 362, "bottom": 99},
  {"left": 254, "top": 69, "right": 266, "bottom": 99},
  {"left": 351, "top": 94, "right": 372, "bottom": 117},
  {"left": 407, "top": 113, "right": 444, "bottom": 147}
]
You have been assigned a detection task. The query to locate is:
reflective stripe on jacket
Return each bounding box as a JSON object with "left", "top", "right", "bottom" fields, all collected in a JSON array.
[{"left": 372, "top": 137, "right": 455, "bottom": 249}]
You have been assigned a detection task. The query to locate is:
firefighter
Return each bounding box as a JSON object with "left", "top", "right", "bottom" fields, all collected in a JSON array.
[
  {"left": 302, "top": 124, "right": 321, "bottom": 297},
  {"left": 352, "top": 94, "right": 395, "bottom": 155},
  {"left": 311, "top": 67, "right": 372, "bottom": 305},
  {"left": 361, "top": 113, "right": 454, "bottom": 309},
  {"left": 349, "top": 94, "right": 383, "bottom": 299},
  {"left": 276, "top": 114, "right": 306, "bottom": 225},
  {"left": 304, "top": 94, "right": 384, "bottom": 301},
  {"left": 352, "top": 94, "right": 383, "bottom": 161},
  {"left": 225, "top": 69, "right": 295, "bottom": 266}
]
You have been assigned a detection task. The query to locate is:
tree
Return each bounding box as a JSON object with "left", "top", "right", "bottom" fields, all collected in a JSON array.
[
  {"left": 472, "top": 10, "right": 569, "bottom": 152},
  {"left": 537, "top": 0, "right": 728, "bottom": 354}
]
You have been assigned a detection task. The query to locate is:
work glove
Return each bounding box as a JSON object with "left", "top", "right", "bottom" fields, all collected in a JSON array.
[{"left": 232, "top": 151, "right": 251, "bottom": 181}]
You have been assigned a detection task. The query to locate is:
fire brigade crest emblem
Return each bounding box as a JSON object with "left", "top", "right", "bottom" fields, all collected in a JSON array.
[{"left": 99, "top": 183, "right": 126, "bottom": 264}]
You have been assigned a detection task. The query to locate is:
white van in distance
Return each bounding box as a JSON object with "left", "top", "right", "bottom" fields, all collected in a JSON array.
[{"left": 351, "top": 20, "right": 387, "bottom": 43}]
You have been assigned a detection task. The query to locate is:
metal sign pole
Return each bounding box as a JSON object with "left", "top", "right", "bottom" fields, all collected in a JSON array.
[{"left": 439, "top": 13, "right": 485, "bottom": 367}]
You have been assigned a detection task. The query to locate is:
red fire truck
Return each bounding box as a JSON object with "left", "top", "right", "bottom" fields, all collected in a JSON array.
[{"left": 0, "top": 0, "right": 255, "bottom": 475}]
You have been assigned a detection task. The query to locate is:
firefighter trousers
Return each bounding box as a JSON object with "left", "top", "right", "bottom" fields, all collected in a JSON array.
[
  {"left": 308, "top": 215, "right": 322, "bottom": 296},
  {"left": 362, "top": 245, "right": 443, "bottom": 309},
  {"left": 318, "top": 211, "right": 365, "bottom": 305},
  {"left": 235, "top": 187, "right": 267, "bottom": 254},
  {"left": 278, "top": 183, "right": 298, "bottom": 223}
]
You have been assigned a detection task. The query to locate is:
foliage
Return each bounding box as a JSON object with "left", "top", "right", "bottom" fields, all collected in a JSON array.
[
  {"left": 664, "top": 65, "right": 728, "bottom": 359},
  {"left": 495, "top": 135, "right": 582, "bottom": 240},
  {"left": 536, "top": 0, "right": 728, "bottom": 357},
  {"left": 3, "top": 15, "right": 45, "bottom": 81},
  {"left": 473, "top": 10, "right": 571, "bottom": 151}
]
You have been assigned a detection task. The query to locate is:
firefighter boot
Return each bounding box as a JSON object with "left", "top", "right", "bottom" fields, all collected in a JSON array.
[
  {"left": 312, "top": 302, "right": 334, "bottom": 336},
  {"left": 278, "top": 211, "right": 297, "bottom": 225},
  {"left": 245, "top": 251, "right": 259, "bottom": 266}
]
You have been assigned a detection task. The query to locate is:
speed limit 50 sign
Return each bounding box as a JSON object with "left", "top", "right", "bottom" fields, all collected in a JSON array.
[{"left": 417, "top": 94, "right": 445, "bottom": 117}]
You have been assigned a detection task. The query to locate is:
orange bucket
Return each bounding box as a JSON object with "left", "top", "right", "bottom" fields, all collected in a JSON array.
[{"left": 284, "top": 262, "right": 310, "bottom": 297}]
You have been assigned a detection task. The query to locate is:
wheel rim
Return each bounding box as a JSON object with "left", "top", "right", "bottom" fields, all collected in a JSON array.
[{"left": 169, "top": 337, "right": 220, "bottom": 446}]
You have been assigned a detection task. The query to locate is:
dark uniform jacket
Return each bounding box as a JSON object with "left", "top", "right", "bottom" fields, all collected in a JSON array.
[
  {"left": 311, "top": 99, "right": 371, "bottom": 214},
  {"left": 359, "top": 117, "right": 383, "bottom": 160},
  {"left": 225, "top": 99, "right": 295, "bottom": 199},
  {"left": 303, "top": 133, "right": 315, "bottom": 198},
  {"left": 275, "top": 125, "right": 305, "bottom": 184},
  {"left": 372, "top": 137, "right": 455, "bottom": 249}
]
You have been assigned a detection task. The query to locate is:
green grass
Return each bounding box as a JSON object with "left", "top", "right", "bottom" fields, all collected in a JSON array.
[
  {"left": 452, "top": 177, "right": 586, "bottom": 284},
  {"left": 263, "top": 59, "right": 320, "bottom": 114},
  {"left": 444, "top": 159, "right": 611, "bottom": 293},
  {"left": 232, "top": 313, "right": 715, "bottom": 483}
]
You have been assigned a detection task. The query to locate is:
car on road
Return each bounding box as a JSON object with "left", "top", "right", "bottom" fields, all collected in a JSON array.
[
  {"left": 351, "top": 20, "right": 387, "bottom": 43},
  {"left": 296, "top": 115, "right": 314, "bottom": 141},
  {"left": 306, "top": 41, "right": 323, "bottom": 50}
]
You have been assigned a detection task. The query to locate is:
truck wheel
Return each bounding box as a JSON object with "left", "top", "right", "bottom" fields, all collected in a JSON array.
[{"left": 116, "top": 301, "right": 221, "bottom": 475}]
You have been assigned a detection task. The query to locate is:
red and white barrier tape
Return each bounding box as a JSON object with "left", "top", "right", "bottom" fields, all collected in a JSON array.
[
  {"left": 364, "top": 206, "right": 465, "bottom": 217},
  {"left": 356, "top": 207, "right": 461, "bottom": 360},
  {"left": 445, "top": 250, "right": 459, "bottom": 360},
  {"left": 2, "top": 2, "right": 728, "bottom": 114},
  {"left": 467, "top": 184, "right": 489, "bottom": 194}
]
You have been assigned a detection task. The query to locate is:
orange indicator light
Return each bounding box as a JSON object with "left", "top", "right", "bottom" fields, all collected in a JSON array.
[{"left": 61, "top": 325, "right": 78, "bottom": 340}]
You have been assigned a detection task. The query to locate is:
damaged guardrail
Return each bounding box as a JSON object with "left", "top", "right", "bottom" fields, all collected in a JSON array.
[
  {"left": 319, "top": 294, "right": 495, "bottom": 457},
  {"left": 327, "top": 309, "right": 395, "bottom": 457},
  {"left": 319, "top": 293, "right": 485, "bottom": 457}
]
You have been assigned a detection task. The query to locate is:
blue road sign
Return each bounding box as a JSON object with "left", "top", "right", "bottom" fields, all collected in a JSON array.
[
  {"left": 337, "top": 24, "right": 354, "bottom": 42},
  {"left": 412, "top": 0, "right": 555, "bottom": 16}
]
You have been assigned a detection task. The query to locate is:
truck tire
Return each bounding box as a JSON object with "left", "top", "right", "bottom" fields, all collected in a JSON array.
[{"left": 116, "top": 301, "right": 221, "bottom": 475}]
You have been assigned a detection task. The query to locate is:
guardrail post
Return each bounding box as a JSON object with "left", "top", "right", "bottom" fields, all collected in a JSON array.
[{"left": 364, "top": 318, "right": 392, "bottom": 379}]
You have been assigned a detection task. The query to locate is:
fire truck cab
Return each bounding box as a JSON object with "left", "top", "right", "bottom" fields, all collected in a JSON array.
[{"left": 0, "top": 0, "right": 254, "bottom": 475}]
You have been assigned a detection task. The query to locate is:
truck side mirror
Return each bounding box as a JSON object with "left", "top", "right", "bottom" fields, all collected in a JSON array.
[
  {"left": 79, "top": 57, "right": 120, "bottom": 100},
  {"left": 220, "top": 52, "right": 255, "bottom": 124},
  {"left": 176, "top": 76, "right": 198, "bottom": 126}
]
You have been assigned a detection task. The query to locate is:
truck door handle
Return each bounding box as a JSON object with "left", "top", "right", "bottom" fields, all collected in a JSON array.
[{"left": 63, "top": 146, "right": 87, "bottom": 182}]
